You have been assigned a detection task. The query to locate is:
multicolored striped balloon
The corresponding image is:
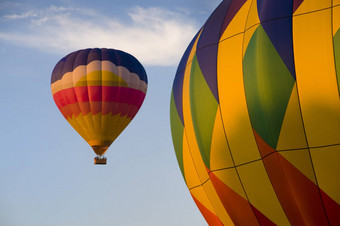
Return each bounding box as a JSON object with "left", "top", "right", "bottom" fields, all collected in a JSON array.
[
  {"left": 170, "top": 0, "right": 340, "bottom": 225},
  {"left": 51, "top": 48, "right": 147, "bottom": 160}
]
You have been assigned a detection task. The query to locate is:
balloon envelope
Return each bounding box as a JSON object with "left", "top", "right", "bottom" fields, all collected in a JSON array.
[
  {"left": 51, "top": 48, "right": 147, "bottom": 157},
  {"left": 170, "top": 0, "right": 340, "bottom": 225}
]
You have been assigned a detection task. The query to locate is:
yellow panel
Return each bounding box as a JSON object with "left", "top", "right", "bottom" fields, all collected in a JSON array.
[
  {"left": 76, "top": 113, "right": 97, "bottom": 141},
  {"left": 68, "top": 114, "right": 93, "bottom": 141},
  {"left": 210, "top": 106, "right": 234, "bottom": 170},
  {"left": 101, "top": 113, "right": 119, "bottom": 138},
  {"left": 237, "top": 161, "right": 290, "bottom": 225},
  {"left": 76, "top": 71, "right": 128, "bottom": 87},
  {"left": 293, "top": 9, "right": 340, "bottom": 147},
  {"left": 213, "top": 168, "right": 247, "bottom": 200},
  {"left": 183, "top": 130, "right": 202, "bottom": 188},
  {"left": 279, "top": 149, "right": 316, "bottom": 183},
  {"left": 243, "top": 24, "right": 259, "bottom": 58},
  {"left": 89, "top": 112, "right": 101, "bottom": 142},
  {"left": 102, "top": 71, "right": 125, "bottom": 83},
  {"left": 67, "top": 114, "right": 89, "bottom": 141},
  {"left": 101, "top": 113, "right": 131, "bottom": 141},
  {"left": 334, "top": 0, "right": 340, "bottom": 5},
  {"left": 188, "top": 29, "right": 203, "bottom": 64},
  {"left": 294, "top": 0, "right": 331, "bottom": 15},
  {"left": 202, "top": 180, "right": 234, "bottom": 225},
  {"left": 190, "top": 186, "right": 219, "bottom": 220},
  {"left": 184, "top": 131, "right": 233, "bottom": 225},
  {"left": 83, "top": 70, "right": 101, "bottom": 83},
  {"left": 276, "top": 84, "right": 308, "bottom": 150},
  {"left": 244, "top": 0, "right": 259, "bottom": 30},
  {"left": 182, "top": 58, "right": 209, "bottom": 183},
  {"left": 82, "top": 112, "right": 96, "bottom": 137},
  {"left": 243, "top": 0, "right": 260, "bottom": 57},
  {"left": 218, "top": 34, "right": 261, "bottom": 165},
  {"left": 310, "top": 145, "right": 340, "bottom": 204},
  {"left": 113, "top": 117, "right": 130, "bottom": 140},
  {"left": 220, "top": 0, "right": 252, "bottom": 40},
  {"left": 333, "top": 5, "right": 340, "bottom": 36}
]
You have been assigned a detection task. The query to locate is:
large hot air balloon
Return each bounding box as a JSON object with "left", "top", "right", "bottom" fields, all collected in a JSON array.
[
  {"left": 51, "top": 48, "right": 147, "bottom": 165},
  {"left": 170, "top": 0, "right": 340, "bottom": 225}
]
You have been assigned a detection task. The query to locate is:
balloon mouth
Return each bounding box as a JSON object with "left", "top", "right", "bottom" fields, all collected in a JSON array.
[{"left": 92, "top": 145, "right": 109, "bottom": 156}]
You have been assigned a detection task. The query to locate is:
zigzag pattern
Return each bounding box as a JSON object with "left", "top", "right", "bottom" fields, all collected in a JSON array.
[{"left": 170, "top": 0, "right": 340, "bottom": 224}]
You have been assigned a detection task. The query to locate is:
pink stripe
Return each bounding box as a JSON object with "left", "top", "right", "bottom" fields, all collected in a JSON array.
[{"left": 53, "top": 86, "right": 146, "bottom": 109}]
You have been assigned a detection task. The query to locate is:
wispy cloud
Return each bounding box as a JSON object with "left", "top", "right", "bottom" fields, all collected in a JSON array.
[
  {"left": 0, "top": 5, "right": 198, "bottom": 66},
  {"left": 3, "top": 11, "right": 37, "bottom": 20}
]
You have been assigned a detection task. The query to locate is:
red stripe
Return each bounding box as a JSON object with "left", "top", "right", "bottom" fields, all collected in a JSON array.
[
  {"left": 220, "top": 0, "right": 247, "bottom": 39},
  {"left": 253, "top": 130, "right": 330, "bottom": 225},
  {"left": 251, "top": 205, "right": 276, "bottom": 226},
  {"left": 190, "top": 193, "right": 223, "bottom": 226},
  {"left": 293, "top": 0, "right": 304, "bottom": 13},
  {"left": 320, "top": 189, "right": 340, "bottom": 225},
  {"left": 209, "top": 171, "right": 265, "bottom": 225},
  {"left": 53, "top": 86, "right": 146, "bottom": 109}
]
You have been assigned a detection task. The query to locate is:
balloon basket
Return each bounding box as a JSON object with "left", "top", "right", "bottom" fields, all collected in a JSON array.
[{"left": 94, "top": 156, "right": 107, "bottom": 165}]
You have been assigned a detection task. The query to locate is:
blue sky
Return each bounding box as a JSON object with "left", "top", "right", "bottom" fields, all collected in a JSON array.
[{"left": 0, "top": 0, "right": 221, "bottom": 225}]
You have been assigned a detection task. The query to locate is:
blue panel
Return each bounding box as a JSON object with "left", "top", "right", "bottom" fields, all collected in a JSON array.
[
  {"left": 257, "top": 0, "right": 296, "bottom": 79},
  {"left": 257, "top": 0, "right": 293, "bottom": 21},
  {"left": 196, "top": 0, "right": 232, "bottom": 102},
  {"left": 172, "top": 70, "right": 185, "bottom": 125},
  {"left": 102, "top": 49, "right": 148, "bottom": 83},
  {"left": 74, "top": 49, "right": 91, "bottom": 69},
  {"left": 177, "top": 30, "right": 201, "bottom": 73},
  {"left": 51, "top": 48, "right": 148, "bottom": 84},
  {"left": 87, "top": 48, "right": 102, "bottom": 63},
  {"left": 172, "top": 30, "right": 201, "bottom": 125},
  {"left": 220, "top": 0, "right": 247, "bottom": 35},
  {"left": 51, "top": 50, "right": 82, "bottom": 84}
]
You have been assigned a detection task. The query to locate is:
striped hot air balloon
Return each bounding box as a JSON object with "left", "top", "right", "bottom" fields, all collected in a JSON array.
[
  {"left": 51, "top": 48, "right": 147, "bottom": 164},
  {"left": 170, "top": 0, "right": 340, "bottom": 225}
]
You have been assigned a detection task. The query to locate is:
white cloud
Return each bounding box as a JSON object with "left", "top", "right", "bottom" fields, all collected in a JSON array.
[
  {"left": 3, "top": 11, "right": 37, "bottom": 20},
  {"left": 0, "top": 5, "right": 198, "bottom": 66}
]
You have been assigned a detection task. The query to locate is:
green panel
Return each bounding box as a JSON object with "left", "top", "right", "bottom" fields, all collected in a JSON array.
[
  {"left": 334, "top": 28, "right": 340, "bottom": 93},
  {"left": 170, "top": 91, "right": 185, "bottom": 178},
  {"left": 190, "top": 55, "right": 218, "bottom": 169},
  {"left": 243, "top": 25, "right": 295, "bottom": 149}
]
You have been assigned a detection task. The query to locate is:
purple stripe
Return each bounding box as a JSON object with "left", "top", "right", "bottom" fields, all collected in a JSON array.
[
  {"left": 51, "top": 48, "right": 148, "bottom": 84},
  {"left": 258, "top": 0, "right": 296, "bottom": 79},
  {"left": 196, "top": 0, "right": 232, "bottom": 102},
  {"left": 220, "top": 0, "right": 247, "bottom": 36},
  {"left": 173, "top": 30, "right": 202, "bottom": 125}
]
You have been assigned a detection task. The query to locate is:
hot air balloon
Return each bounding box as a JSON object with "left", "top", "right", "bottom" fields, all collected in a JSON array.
[
  {"left": 51, "top": 48, "right": 147, "bottom": 165},
  {"left": 170, "top": 0, "right": 340, "bottom": 225}
]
